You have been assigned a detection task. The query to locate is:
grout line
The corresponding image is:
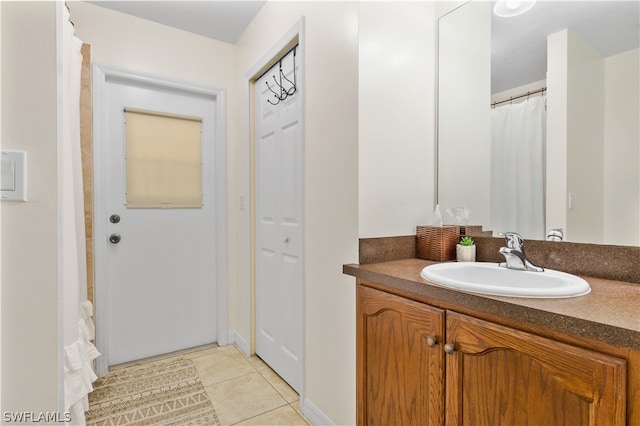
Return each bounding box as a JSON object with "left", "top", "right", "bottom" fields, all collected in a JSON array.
[
  {"left": 227, "top": 402, "right": 302, "bottom": 426},
  {"left": 226, "top": 346, "right": 306, "bottom": 424},
  {"left": 287, "top": 401, "right": 311, "bottom": 425},
  {"left": 258, "top": 369, "right": 296, "bottom": 402},
  {"left": 196, "top": 344, "right": 311, "bottom": 425},
  {"left": 244, "top": 351, "right": 302, "bottom": 407},
  {"left": 195, "top": 347, "right": 270, "bottom": 388},
  {"left": 200, "top": 369, "right": 259, "bottom": 388}
]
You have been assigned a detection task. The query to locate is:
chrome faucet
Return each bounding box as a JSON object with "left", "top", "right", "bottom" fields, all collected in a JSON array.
[{"left": 498, "top": 232, "right": 544, "bottom": 272}]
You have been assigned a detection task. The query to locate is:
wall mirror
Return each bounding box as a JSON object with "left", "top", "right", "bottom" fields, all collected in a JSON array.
[{"left": 437, "top": 0, "right": 639, "bottom": 246}]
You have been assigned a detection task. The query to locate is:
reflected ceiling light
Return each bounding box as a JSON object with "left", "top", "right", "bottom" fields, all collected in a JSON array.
[{"left": 493, "top": 0, "right": 537, "bottom": 17}]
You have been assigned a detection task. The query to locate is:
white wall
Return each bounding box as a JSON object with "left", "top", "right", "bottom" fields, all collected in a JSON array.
[
  {"left": 604, "top": 48, "right": 640, "bottom": 245},
  {"left": 1, "top": 1, "right": 60, "bottom": 413},
  {"left": 235, "top": 3, "right": 358, "bottom": 424},
  {"left": 437, "top": 0, "right": 491, "bottom": 228},
  {"left": 358, "top": 2, "right": 435, "bottom": 237}
]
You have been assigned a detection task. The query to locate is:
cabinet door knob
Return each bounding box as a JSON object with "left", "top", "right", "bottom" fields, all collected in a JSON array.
[
  {"left": 426, "top": 337, "right": 438, "bottom": 347},
  {"left": 444, "top": 343, "right": 456, "bottom": 354}
]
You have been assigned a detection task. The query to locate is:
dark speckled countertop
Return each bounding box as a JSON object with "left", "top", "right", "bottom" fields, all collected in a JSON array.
[{"left": 344, "top": 258, "right": 640, "bottom": 350}]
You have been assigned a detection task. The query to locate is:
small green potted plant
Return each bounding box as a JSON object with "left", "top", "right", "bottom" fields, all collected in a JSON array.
[{"left": 457, "top": 236, "right": 476, "bottom": 262}]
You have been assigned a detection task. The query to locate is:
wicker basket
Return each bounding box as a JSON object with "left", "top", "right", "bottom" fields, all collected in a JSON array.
[
  {"left": 457, "top": 225, "right": 483, "bottom": 237},
  {"left": 416, "top": 226, "right": 460, "bottom": 261}
]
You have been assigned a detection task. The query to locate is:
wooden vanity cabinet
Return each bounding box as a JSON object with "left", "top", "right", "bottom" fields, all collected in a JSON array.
[
  {"left": 357, "top": 284, "right": 445, "bottom": 425},
  {"left": 357, "top": 283, "right": 627, "bottom": 426},
  {"left": 446, "top": 310, "right": 626, "bottom": 425}
]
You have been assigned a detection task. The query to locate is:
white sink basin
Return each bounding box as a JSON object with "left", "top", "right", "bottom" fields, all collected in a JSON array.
[{"left": 420, "top": 262, "right": 591, "bottom": 298}]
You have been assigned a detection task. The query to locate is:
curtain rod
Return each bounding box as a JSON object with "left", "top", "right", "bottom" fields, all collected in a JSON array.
[{"left": 491, "top": 87, "right": 547, "bottom": 107}]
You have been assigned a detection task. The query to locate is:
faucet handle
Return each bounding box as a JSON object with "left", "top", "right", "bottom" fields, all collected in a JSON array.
[{"left": 499, "top": 232, "right": 524, "bottom": 249}]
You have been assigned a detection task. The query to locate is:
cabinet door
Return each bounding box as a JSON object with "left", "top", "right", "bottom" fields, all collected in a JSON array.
[
  {"left": 445, "top": 311, "right": 627, "bottom": 426},
  {"left": 357, "top": 285, "right": 445, "bottom": 426}
]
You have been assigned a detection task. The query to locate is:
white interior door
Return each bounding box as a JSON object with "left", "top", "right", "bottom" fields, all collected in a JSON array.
[
  {"left": 255, "top": 47, "right": 303, "bottom": 392},
  {"left": 102, "top": 75, "right": 218, "bottom": 367}
]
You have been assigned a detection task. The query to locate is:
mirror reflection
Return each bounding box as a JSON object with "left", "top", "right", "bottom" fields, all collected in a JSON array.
[{"left": 438, "top": 0, "right": 640, "bottom": 246}]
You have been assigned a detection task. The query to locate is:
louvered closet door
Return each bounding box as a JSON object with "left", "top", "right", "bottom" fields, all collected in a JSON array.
[{"left": 254, "top": 48, "right": 303, "bottom": 393}]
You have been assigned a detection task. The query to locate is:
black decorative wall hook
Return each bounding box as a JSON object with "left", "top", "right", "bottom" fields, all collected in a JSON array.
[{"left": 266, "top": 46, "right": 297, "bottom": 105}]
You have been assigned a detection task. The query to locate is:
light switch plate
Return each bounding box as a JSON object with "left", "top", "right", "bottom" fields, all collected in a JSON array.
[
  {"left": 1, "top": 150, "right": 27, "bottom": 201},
  {"left": 1, "top": 158, "right": 16, "bottom": 191}
]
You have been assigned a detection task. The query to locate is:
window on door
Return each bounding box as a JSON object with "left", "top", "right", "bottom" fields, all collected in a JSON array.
[{"left": 124, "top": 108, "right": 203, "bottom": 208}]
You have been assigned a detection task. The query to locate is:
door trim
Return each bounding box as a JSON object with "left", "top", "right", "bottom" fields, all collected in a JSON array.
[
  {"left": 92, "top": 65, "right": 228, "bottom": 374},
  {"left": 242, "top": 16, "right": 305, "bottom": 390}
]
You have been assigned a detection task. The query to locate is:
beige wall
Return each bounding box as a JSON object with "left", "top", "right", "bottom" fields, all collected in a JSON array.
[
  {"left": 548, "top": 30, "right": 638, "bottom": 245},
  {"left": 359, "top": 1, "right": 436, "bottom": 237},
  {"left": 546, "top": 29, "right": 570, "bottom": 238},
  {"left": 235, "top": 2, "right": 359, "bottom": 423},
  {"left": 68, "top": 2, "right": 237, "bottom": 86},
  {"left": 1, "top": 1, "right": 60, "bottom": 413},
  {"left": 548, "top": 29, "right": 606, "bottom": 243},
  {"left": 437, "top": 0, "right": 492, "bottom": 227},
  {"left": 71, "top": 1, "right": 360, "bottom": 423},
  {"left": 67, "top": 0, "right": 242, "bottom": 336},
  {"left": 0, "top": 0, "right": 3, "bottom": 408},
  {"left": 2, "top": 0, "right": 637, "bottom": 420},
  {"left": 604, "top": 48, "right": 640, "bottom": 245},
  {"left": 3, "top": 1, "right": 431, "bottom": 422},
  {"left": 566, "top": 31, "right": 605, "bottom": 244}
]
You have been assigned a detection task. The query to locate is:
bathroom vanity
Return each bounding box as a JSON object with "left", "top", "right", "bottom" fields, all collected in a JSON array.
[{"left": 344, "top": 256, "right": 640, "bottom": 425}]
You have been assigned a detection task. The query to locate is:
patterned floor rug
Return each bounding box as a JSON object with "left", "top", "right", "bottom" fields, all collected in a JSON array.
[{"left": 86, "top": 357, "right": 221, "bottom": 425}]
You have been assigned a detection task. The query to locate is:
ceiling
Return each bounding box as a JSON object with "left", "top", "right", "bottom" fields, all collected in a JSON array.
[
  {"left": 492, "top": 1, "right": 640, "bottom": 93},
  {"left": 88, "top": 1, "right": 266, "bottom": 44}
]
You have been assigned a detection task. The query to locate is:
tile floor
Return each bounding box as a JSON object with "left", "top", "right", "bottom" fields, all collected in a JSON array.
[{"left": 115, "top": 344, "right": 310, "bottom": 426}]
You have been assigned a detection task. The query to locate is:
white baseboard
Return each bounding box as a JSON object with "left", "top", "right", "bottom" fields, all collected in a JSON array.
[
  {"left": 300, "top": 397, "right": 335, "bottom": 426},
  {"left": 227, "top": 331, "right": 250, "bottom": 356}
]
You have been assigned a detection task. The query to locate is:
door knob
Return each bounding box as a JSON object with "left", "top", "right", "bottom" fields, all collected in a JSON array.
[
  {"left": 110, "top": 214, "right": 121, "bottom": 224},
  {"left": 426, "top": 337, "right": 438, "bottom": 347},
  {"left": 109, "top": 233, "right": 121, "bottom": 244},
  {"left": 444, "top": 343, "right": 456, "bottom": 354}
]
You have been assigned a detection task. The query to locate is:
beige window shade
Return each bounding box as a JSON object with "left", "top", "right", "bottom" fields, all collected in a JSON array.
[{"left": 125, "top": 108, "right": 203, "bottom": 208}]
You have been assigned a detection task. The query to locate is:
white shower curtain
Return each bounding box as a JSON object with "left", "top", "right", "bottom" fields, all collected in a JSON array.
[
  {"left": 60, "top": 5, "right": 100, "bottom": 424},
  {"left": 490, "top": 95, "right": 546, "bottom": 240}
]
